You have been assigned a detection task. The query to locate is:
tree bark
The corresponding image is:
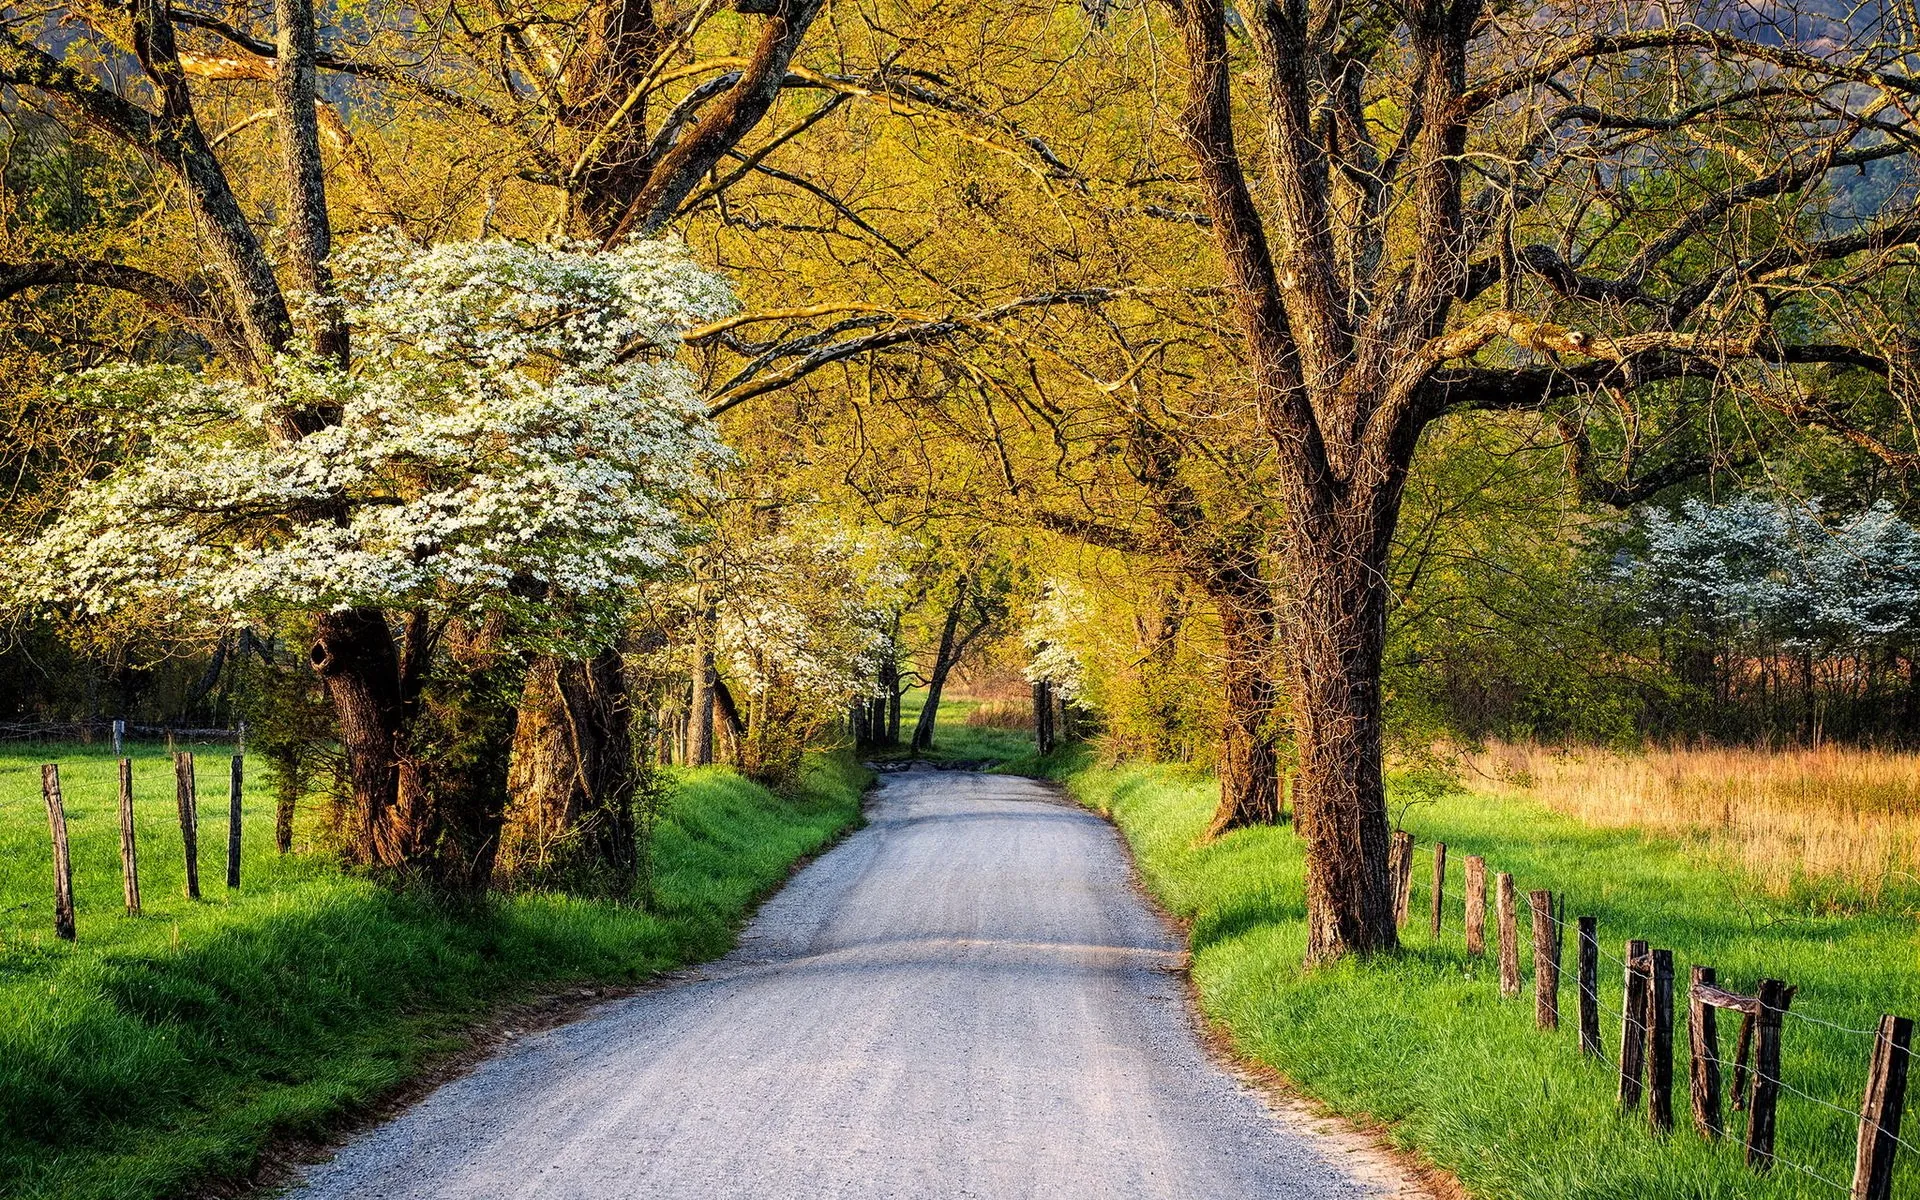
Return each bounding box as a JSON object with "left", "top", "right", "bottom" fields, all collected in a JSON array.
[
  {"left": 1283, "top": 507, "right": 1402, "bottom": 961},
  {"left": 500, "top": 650, "right": 638, "bottom": 891},
  {"left": 686, "top": 607, "right": 716, "bottom": 766},
  {"left": 911, "top": 579, "right": 970, "bottom": 752},
  {"left": 309, "top": 608, "right": 406, "bottom": 869},
  {"left": 1206, "top": 562, "right": 1284, "bottom": 836}
]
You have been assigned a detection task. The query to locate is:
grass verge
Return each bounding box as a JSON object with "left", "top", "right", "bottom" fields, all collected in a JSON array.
[
  {"left": 1035, "top": 747, "right": 1920, "bottom": 1200},
  {"left": 0, "top": 743, "right": 867, "bottom": 1200}
]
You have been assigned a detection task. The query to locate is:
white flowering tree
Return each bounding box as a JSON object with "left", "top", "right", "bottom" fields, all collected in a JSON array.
[
  {"left": 1623, "top": 496, "right": 1920, "bottom": 735},
  {"left": 709, "top": 524, "right": 912, "bottom": 778},
  {"left": 5, "top": 235, "right": 735, "bottom": 886}
]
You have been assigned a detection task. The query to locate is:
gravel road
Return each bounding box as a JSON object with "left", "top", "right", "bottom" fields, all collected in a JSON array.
[{"left": 294, "top": 770, "right": 1402, "bottom": 1199}]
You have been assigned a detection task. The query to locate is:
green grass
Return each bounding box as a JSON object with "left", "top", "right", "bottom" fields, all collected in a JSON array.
[
  {"left": 872, "top": 694, "right": 1035, "bottom": 765},
  {"left": 0, "top": 741, "right": 867, "bottom": 1200},
  {"left": 1037, "top": 747, "right": 1920, "bottom": 1200}
]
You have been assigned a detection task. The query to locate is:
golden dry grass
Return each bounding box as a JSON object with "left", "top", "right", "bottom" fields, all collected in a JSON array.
[
  {"left": 961, "top": 699, "right": 1033, "bottom": 730},
  {"left": 1461, "top": 741, "right": 1920, "bottom": 905}
]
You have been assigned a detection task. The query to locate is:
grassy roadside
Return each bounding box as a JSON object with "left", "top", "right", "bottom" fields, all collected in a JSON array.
[
  {"left": 1034, "top": 748, "right": 1920, "bottom": 1200},
  {"left": 0, "top": 743, "right": 867, "bottom": 1200}
]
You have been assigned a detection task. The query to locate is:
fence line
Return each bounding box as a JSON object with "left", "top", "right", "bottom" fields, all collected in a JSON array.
[{"left": 1391, "top": 824, "right": 1914, "bottom": 1196}]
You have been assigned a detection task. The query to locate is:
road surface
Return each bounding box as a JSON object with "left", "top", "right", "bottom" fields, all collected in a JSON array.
[{"left": 295, "top": 770, "right": 1405, "bottom": 1199}]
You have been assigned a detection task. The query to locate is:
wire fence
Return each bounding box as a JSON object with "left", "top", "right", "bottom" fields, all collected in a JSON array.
[{"left": 1388, "top": 827, "right": 1913, "bottom": 1196}]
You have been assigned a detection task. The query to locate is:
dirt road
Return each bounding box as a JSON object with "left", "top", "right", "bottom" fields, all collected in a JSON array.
[{"left": 295, "top": 770, "right": 1410, "bottom": 1199}]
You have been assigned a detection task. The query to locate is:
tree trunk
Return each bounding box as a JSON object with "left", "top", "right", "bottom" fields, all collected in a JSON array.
[
  {"left": 499, "top": 650, "right": 639, "bottom": 891},
  {"left": 309, "top": 607, "right": 405, "bottom": 869},
  {"left": 911, "top": 581, "right": 970, "bottom": 752},
  {"left": 686, "top": 608, "right": 715, "bottom": 766},
  {"left": 1283, "top": 519, "right": 1399, "bottom": 961},
  {"left": 1208, "top": 586, "right": 1284, "bottom": 836},
  {"left": 712, "top": 676, "right": 745, "bottom": 766}
]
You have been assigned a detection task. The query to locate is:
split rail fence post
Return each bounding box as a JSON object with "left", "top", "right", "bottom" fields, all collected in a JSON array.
[
  {"left": 1647, "top": 948, "right": 1675, "bottom": 1133},
  {"left": 1852, "top": 1014, "right": 1913, "bottom": 1200},
  {"left": 42, "top": 764, "right": 76, "bottom": 941},
  {"left": 1744, "top": 978, "right": 1793, "bottom": 1170},
  {"left": 1620, "top": 938, "right": 1650, "bottom": 1109},
  {"left": 1529, "top": 889, "right": 1560, "bottom": 1029},
  {"left": 226, "top": 754, "right": 244, "bottom": 890},
  {"left": 118, "top": 758, "right": 141, "bottom": 916},
  {"left": 1392, "top": 831, "right": 1414, "bottom": 927},
  {"left": 176, "top": 751, "right": 200, "bottom": 900},
  {"left": 1496, "top": 873, "right": 1519, "bottom": 998},
  {"left": 1464, "top": 856, "right": 1487, "bottom": 956},
  {"left": 1688, "top": 965, "right": 1723, "bottom": 1139},
  {"left": 1430, "top": 842, "right": 1447, "bottom": 939},
  {"left": 1577, "top": 917, "right": 1601, "bottom": 1057}
]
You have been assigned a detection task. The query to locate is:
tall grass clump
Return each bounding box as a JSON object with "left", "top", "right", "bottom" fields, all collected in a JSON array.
[{"left": 1464, "top": 741, "right": 1920, "bottom": 907}]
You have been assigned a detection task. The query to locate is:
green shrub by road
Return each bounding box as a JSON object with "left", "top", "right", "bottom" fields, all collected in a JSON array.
[
  {"left": 1039, "top": 749, "right": 1920, "bottom": 1200},
  {"left": 0, "top": 743, "right": 866, "bottom": 1200}
]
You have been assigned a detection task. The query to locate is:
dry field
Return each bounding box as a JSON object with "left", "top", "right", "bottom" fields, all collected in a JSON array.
[{"left": 1461, "top": 741, "right": 1920, "bottom": 906}]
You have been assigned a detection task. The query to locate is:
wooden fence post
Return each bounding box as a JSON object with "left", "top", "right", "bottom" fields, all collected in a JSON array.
[
  {"left": 1745, "top": 978, "right": 1794, "bottom": 1170},
  {"left": 41, "top": 764, "right": 76, "bottom": 941},
  {"left": 176, "top": 751, "right": 200, "bottom": 900},
  {"left": 1497, "top": 873, "right": 1520, "bottom": 998},
  {"left": 1392, "top": 831, "right": 1415, "bottom": 927},
  {"left": 1465, "top": 856, "right": 1487, "bottom": 956},
  {"left": 1578, "top": 916, "right": 1601, "bottom": 1057},
  {"left": 1689, "top": 965, "right": 1723, "bottom": 1139},
  {"left": 226, "top": 754, "right": 244, "bottom": 890},
  {"left": 1529, "top": 889, "right": 1560, "bottom": 1029},
  {"left": 1620, "top": 938, "right": 1650, "bottom": 1109},
  {"left": 1430, "top": 842, "right": 1447, "bottom": 939},
  {"left": 1648, "top": 948, "right": 1675, "bottom": 1133},
  {"left": 111, "top": 718, "right": 125, "bottom": 756},
  {"left": 118, "top": 758, "right": 141, "bottom": 916},
  {"left": 1852, "top": 1014, "right": 1913, "bottom": 1200}
]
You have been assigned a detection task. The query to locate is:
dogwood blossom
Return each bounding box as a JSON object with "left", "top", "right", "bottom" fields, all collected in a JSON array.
[
  {"left": 4, "top": 236, "right": 737, "bottom": 637},
  {"left": 1022, "top": 580, "right": 1089, "bottom": 699}
]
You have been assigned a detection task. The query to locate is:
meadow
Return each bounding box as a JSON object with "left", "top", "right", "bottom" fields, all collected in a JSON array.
[
  {"left": 0, "top": 740, "right": 866, "bottom": 1200},
  {"left": 1035, "top": 747, "right": 1920, "bottom": 1200},
  {"left": 1464, "top": 741, "right": 1920, "bottom": 909}
]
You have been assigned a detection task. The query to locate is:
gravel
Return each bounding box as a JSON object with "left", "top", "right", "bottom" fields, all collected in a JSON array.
[{"left": 293, "top": 770, "right": 1390, "bottom": 1199}]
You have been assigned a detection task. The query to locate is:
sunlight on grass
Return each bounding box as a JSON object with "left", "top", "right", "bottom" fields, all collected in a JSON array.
[
  {"left": 1464, "top": 741, "right": 1920, "bottom": 909},
  {"left": 0, "top": 741, "right": 866, "bottom": 1200},
  {"left": 1043, "top": 748, "right": 1920, "bottom": 1200}
]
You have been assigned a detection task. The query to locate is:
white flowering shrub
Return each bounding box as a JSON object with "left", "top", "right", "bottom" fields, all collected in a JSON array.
[
  {"left": 1625, "top": 496, "right": 1920, "bottom": 651},
  {"left": 1022, "top": 580, "right": 1089, "bottom": 699},
  {"left": 713, "top": 525, "right": 914, "bottom": 711},
  {"left": 4, "top": 236, "right": 736, "bottom": 640}
]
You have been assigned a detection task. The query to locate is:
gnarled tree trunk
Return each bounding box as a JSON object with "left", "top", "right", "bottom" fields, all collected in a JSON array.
[
  {"left": 499, "top": 650, "right": 639, "bottom": 891},
  {"left": 1207, "top": 570, "right": 1284, "bottom": 836}
]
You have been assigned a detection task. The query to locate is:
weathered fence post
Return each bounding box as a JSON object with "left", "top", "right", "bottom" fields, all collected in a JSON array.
[
  {"left": 1745, "top": 978, "right": 1794, "bottom": 1170},
  {"left": 1648, "top": 948, "right": 1675, "bottom": 1133},
  {"left": 1430, "top": 842, "right": 1447, "bottom": 939},
  {"left": 42, "top": 764, "right": 76, "bottom": 941},
  {"left": 1529, "top": 889, "right": 1560, "bottom": 1029},
  {"left": 176, "top": 751, "right": 200, "bottom": 900},
  {"left": 226, "top": 754, "right": 244, "bottom": 890},
  {"left": 1497, "top": 873, "right": 1520, "bottom": 998},
  {"left": 1465, "top": 856, "right": 1487, "bottom": 956},
  {"left": 1852, "top": 1014, "right": 1913, "bottom": 1200},
  {"left": 1731, "top": 1007, "right": 1755, "bottom": 1112},
  {"left": 1392, "top": 831, "right": 1415, "bottom": 927},
  {"left": 1620, "top": 938, "right": 1650, "bottom": 1109},
  {"left": 111, "top": 718, "right": 125, "bottom": 756},
  {"left": 118, "top": 758, "right": 141, "bottom": 916},
  {"left": 1578, "top": 916, "right": 1601, "bottom": 1057},
  {"left": 1689, "top": 965, "right": 1723, "bottom": 1139}
]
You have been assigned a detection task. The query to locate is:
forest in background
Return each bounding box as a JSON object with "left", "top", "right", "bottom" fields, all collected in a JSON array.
[{"left": 3, "top": 0, "right": 1920, "bottom": 952}]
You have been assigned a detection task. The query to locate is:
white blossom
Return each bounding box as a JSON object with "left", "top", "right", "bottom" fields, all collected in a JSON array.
[{"left": 3, "top": 236, "right": 738, "bottom": 642}]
